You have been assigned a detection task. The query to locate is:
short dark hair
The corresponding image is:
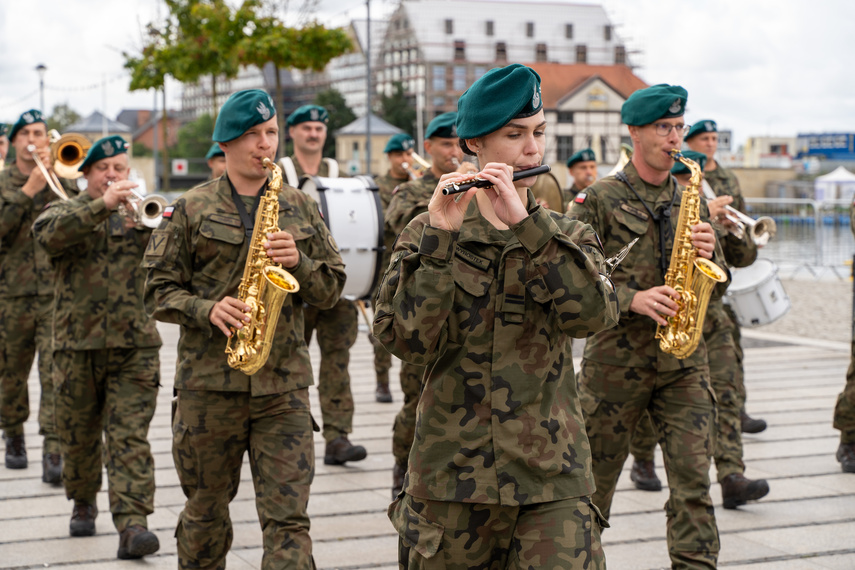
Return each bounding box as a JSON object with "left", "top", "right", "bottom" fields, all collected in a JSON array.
[{"left": 459, "top": 138, "right": 476, "bottom": 156}]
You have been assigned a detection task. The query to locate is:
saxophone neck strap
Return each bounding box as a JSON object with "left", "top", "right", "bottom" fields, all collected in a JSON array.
[{"left": 227, "top": 175, "right": 267, "bottom": 238}]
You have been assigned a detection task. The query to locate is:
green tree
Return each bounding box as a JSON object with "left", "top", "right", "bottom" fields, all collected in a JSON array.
[
  {"left": 46, "top": 103, "right": 81, "bottom": 134},
  {"left": 377, "top": 82, "right": 416, "bottom": 137},
  {"left": 313, "top": 88, "right": 356, "bottom": 157},
  {"left": 174, "top": 114, "right": 216, "bottom": 159}
]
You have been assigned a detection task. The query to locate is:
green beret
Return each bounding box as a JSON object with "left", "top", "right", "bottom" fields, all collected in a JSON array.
[
  {"left": 685, "top": 119, "right": 717, "bottom": 141},
  {"left": 425, "top": 112, "right": 458, "bottom": 139},
  {"left": 457, "top": 64, "right": 542, "bottom": 139},
  {"left": 205, "top": 142, "right": 225, "bottom": 160},
  {"left": 0, "top": 123, "right": 7, "bottom": 138},
  {"left": 213, "top": 89, "right": 276, "bottom": 143},
  {"left": 384, "top": 133, "right": 415, "bottom": 153},
  {"left": 567, "top": 148, "right": 597, "bottom": 168},
  {"left": 9, "top": 109, "right": 45, "bottom": 142},
  {"left": 286, "top": 104, "right": 329, "bottom": 127},
  {"left": 78, "top": 135, "right": 128, "bottom": 172},
  {"left": 621, "top": 84, "right": 687, "bottom": 126},
  {"left": 671, "top": 150, "right": 707, "bottom": 176}
]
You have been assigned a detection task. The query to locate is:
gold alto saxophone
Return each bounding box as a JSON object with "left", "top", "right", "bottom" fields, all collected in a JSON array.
[
  {"left": 225, "top": 158, "right": 300, "bottom": 374},
  {"left": 655, "top": 150, "right": 728, "bottom": 359}
]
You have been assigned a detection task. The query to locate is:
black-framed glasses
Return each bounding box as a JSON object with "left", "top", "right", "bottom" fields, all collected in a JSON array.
[{"left": 653, "top": 123, "right": 690, "bottom": 137}]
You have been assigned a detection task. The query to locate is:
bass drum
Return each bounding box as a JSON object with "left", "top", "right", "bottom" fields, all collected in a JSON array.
[
  {"left": 725, "top": 258, "right": 791, "bottom": 327},
  {"left": 299, "top": 175, "right": 384, "bottom": 300}
]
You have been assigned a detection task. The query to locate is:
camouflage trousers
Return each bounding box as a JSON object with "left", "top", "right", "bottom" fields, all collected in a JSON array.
[
  {"left": 578, "top": 360, "right": 719, "bottom": 570},
  {"left": 834, "top": 340, "right": 855, "bottom": 444},
  {"left": 389, "top": 493, "right": 606, "bottom": 569},
  {"left": 304, "top": 298, "right": 358, "bottom": 443},
  {"left": 631, "top": 326, "right": 745, "bottom": 482},
  {"left": 0, "top": 294, "right": 57, "bottom": 451},
  {"left": 393, "top": 361, "right": 426, "bottom": 468},
  {"left": 723, "top": 304, "right": 748, "bottom": 404},
  {"left": 172, "top": 388, "right": 315, "bottom": 570},
  {"left": 371, "top": 333, "right": 392, "bottom": 386},
  {"left": 53, "top": 347, "right": 159, "bottom": 531}
]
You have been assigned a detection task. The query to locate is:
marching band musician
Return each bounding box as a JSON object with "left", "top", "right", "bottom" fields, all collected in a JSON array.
[
  {"left": 0, "top": 123, "right": 9, "bottom": 166},
  {"left": 372, "top": 132, "right": 416, "bottom": 404},
  {"left": 374, "top": 63, "right": 618, "bottom": 568},
  {"left": 205, "top": 141, "right": 226, "bottom": 179},
  {"left": 835, "top": 200, "right": 855, "bottom": 474},
  {"left": 32, "top": 135, "right": 161, "bottom": 558},
  {"left": 566, "top": 85, "right": 726, "bottom": 569},
  {"left": 382, "top": 111, "right": 463, "bottom": 499},
  {"left": 0, "top": 109, "right": 75, "bottom": 482},
  {"left": 565, "top": 147, "right": 599, "bottom": 204},
  {"left": 628, "top": 150, "right": 771, "bottom": 510},
  {"left": 143, "top": 90, "right": 345, "bottom": 569},
  {"left": 685, "top": 119, "right": 768, "bottom": 434}
]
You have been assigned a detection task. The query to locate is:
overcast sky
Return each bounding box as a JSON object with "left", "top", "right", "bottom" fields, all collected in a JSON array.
[{"left": 1, "top": 0, "right": 853, "bottom": 150}]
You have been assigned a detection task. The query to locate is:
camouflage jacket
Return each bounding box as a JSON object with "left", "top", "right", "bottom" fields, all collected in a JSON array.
[
  {"left": 32, "top": 193, "right": 162, "bottom": 351},
  {"left": 567, "top": 162, "right": 730, "bottom": 371},
  {"left": 0, "top": 163, "right": 77, "bottom": 298},
  {"left": 706, "top": 164, "right": 745, "bottom": 213},
  {"left": 374, "top": 170, "right": 409, "bottom": 212},
  {"left": 564, "top": 183, "right": 586, "bottom": 211},
  {"left": 385, "top": 171, "right": 438, "bottom": 238},
  {"left": 142, "top": 176, "right": 346, "bottom": 396},
  {"left": 373, "top": 190, "right": 619, "bottom": 506}
]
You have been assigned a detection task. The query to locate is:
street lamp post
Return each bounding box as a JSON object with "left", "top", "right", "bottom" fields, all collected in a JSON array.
[{"left": 35, "top": 64, "right": 47, "bottom": 112}]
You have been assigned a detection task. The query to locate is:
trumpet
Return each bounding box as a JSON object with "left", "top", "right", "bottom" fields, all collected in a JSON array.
[
  {"left": 701, "top": 180, "right": 776, "bottom": 246},
  {"left": 112, "top": 181, "right": 169, "bottom": 229},
  {"left": 402, "top": 152, "right": 431, "bottom": 179},
  {"left": 26, "top": 130, "right": 90, "bottom": 201}
]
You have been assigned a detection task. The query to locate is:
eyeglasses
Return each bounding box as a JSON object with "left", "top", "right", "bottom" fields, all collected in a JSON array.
[{"left": 653, "top": 123, "right": 690, "bottom": 137}]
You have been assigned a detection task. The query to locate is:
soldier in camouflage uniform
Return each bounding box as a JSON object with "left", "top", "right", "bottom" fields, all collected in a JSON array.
[
  {"left": 383, "top": 112, "right": 463, "bottom": 499},
  {"left": 32, "top": 135, "right": 161, "bottom": 558},
  {"left": 567, "top": 85, "right": 725, "bottom": 569},
  {"left": 0, "top": 123, "right": 9, "bottom": 165},
  {"left": 565, "top": 147, "right": 598, "bottom": 206},
  {"left": 628, "top": 150, "right": 771, "bottom": 509},
  {"left": 0, "top": 109, "right": 75, "bottom": 482},
  {"left": 143, "top": 91, "right": 346, "bottom": 569},
  {"left": 205, "top": 142, "right": 226, "bottom": 179},
  {"left": 374, "top": 64, "right": 619, "bottom": 569},
  {"left": 834, "top": 202, "right": 855, "bottom": 473},
  {"left": 279, "top": 104, "right": 368, "bottom": 465},
  {"left": 371, "top": 133, "right": 415, "bottom": 403},
  {"left": 687, "top": 119, "right": 768, "bottom": 434}
]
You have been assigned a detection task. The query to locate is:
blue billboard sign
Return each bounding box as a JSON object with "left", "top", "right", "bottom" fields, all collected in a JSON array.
[{"left": 795, "top": 133, "right": 855, "bottom": 160}]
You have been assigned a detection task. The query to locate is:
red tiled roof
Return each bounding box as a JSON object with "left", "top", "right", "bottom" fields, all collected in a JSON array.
[{"left": 528, "top": 63, "right": 649, "bottom": 107}]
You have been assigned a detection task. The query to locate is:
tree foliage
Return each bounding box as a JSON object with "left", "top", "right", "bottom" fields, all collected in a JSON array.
[
  {"left": 378, "top": 82, "right": 416, "bottom": 137},
  {"left": 174, "top": 114, "right": 217, "bottom": 159},
  {"left": 46, "top": 103, "right": 82, "bottom": 134},
  {"left": 313, "top": 88, "right": 356, "bottom": 157}
]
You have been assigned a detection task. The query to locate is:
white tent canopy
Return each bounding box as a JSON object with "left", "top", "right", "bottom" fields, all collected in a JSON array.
[{"left": 814, "top": 166, "right": 855, "bottom": 200}]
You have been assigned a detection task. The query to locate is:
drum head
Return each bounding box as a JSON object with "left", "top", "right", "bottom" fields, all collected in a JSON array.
[{"left": 729, "top": 258, "right": 776, "bottom": 292}]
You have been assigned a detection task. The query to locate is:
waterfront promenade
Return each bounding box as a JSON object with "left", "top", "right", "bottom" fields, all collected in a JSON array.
[{"left": 1, "top": 278, "right": 854, "bottom": 569}]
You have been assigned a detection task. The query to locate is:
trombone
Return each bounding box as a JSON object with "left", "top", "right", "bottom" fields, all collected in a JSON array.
[
  {"left": 402, "top": 153, "right": 431, "bottom": 179},
  {"left": 26, "top": 130, "right": 91, "bottom": 201},
  {"left": 701, "top": 180, "right": 776, "bottom": 247}
]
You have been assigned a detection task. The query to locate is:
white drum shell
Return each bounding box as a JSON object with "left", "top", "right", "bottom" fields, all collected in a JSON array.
[
  {"left": 299, "top": 176, "right": 384, "bottom": 300},
  {"left": 725, "top": 258, "right": 791, "bottom": 327}
]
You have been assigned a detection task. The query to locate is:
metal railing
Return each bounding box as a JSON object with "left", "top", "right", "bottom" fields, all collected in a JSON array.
[{"left": 744, "top": 198, "right": 854, "bottom": 278}]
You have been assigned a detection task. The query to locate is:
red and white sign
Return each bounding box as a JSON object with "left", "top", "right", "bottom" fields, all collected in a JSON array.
[{"left": 172, "top": 159, "right": 189, "bottom": 176}]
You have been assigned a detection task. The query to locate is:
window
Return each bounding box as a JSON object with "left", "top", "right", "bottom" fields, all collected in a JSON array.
[
  {"left": 770, "top": 144, "right": 789, "bottom": 155},
  {"left": 615, "top": 45, "right": 626, "bottom": 65},
  {"left": 486, "top": 20, "right": 494, "bottom": 36},
  {"left": 604, "top": 25, "right": 612, "bottom": 41},
  {"left": 557, "top": 136, "right": 574, "bottom": 161},
  {"left": 474, "top": 66, "right": 487, "bottom": 80},
  {"left": 565, "top": 23, "right": 573, "bottom": 39},
  {"left": 433, "top": 96, "right": 445, "bottom": 107},
  {"left": 526, "top": 22, "right": 534, "bottom": 37},
  {"left": 557, "top": 111, "right": 574, "bottom": 123},
  {"left": 496, "top": 41, "right": 507, "bottom": 61},
  {"left": 454, "top": 40, "right": 466, "bottom": 61},
  {"left": 576, "top": 44, "right": 587, "bottom": 63},
  {"left": 453, "top": 66, "right": 467, "bottom": 91},
  {"left": 535, "top": 43, "right": 547, "bottom": 62},
  {"left": 432, "top": 65, "right": 446, "bottom": 91},
  {"left": 601, "top": 138, "right": 607, "bottom": 162},
  {"left": 445, "top": 19, "right": 453, "bottom": 34}
]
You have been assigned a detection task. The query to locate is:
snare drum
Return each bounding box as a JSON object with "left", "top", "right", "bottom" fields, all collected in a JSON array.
[
  {"left": 725, "top": 258, "right": 791, "bottom": 327},
  {"left": 299, "top": 176, "right": 384, "bottom": 300}
]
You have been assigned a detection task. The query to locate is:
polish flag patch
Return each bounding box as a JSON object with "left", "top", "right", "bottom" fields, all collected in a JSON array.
[
  {"left": 574, "top": 192, "right": 587, "bottom": 204},
  {"left": 162, "top": 206, "right": 174, "bottom": 219}
]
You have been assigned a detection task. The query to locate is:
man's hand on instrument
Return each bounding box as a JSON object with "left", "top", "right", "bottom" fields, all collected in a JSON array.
[
  {"left": 210, "top": 296, "right": 251, "bottom": 337},
  {"left": 428, "top": 172, "right": 478, "bottom": 232},
  {"left": 691, "top": 222, "right": 716, "bottom": 259},
  {"left": 265, "top": 231, "right": 300, "bottom": 269},
  {"left": 629, "top": 285, "right": 679, "bottom": 326},
  {"left": 21, "top": 146, "right": 51, "bottom": 198},
  {"left": 708, "top": 195, "right": 736, "bottom": 229},
  {"left": 103, "top": 180, "right": 137, "bottom": 211},
  {"left": 479, "top": 162, "right": 528, "bottom": 227}
]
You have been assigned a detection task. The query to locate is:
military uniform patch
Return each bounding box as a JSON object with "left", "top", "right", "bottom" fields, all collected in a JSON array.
[
  {"left": 620, "top": 202, "right": 649, "bottom": 220},
  {"left": 575, "top": 192, "right": 587, "bottom": 204},
  {"left": 162, "top": 206, "right": 174, "bottom": 220},
  {"left": 145, "top": 231, "right": 170, "bottom": 257},
  {"left": 327, "top": 233, "right": 339, "bottom": 253}
]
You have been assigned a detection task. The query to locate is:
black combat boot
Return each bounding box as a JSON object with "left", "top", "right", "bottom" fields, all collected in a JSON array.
[
  {"left": 42, "top": 453, "right": 62, "bottom": 486},
  {"left": 741, "top": 410, "right": 767, "bottom": 434},
  {"left": 629, "top": 458, "right": 662, "bottom": 491},
  {"left": 4, "top": 434, "right": 27, "bottom": 469},
  {"left": 117, "top": 525, "right": 160, "bottom": 559},
  {"left": 324, "top": 435, "right": 368, "bottom": 465},
  {"left": 375, "top": 382, "right": 393, "bottom": 403},
  {"left": 392, "top": 463, "right": 406, "bottom": 500},
  {"left": 70, "top": 502, "right": 98, "bottom": 536},
  {"left": 721, "top": 473, "right": 770, "bottom": 509},
  {"left": 836, "top": 442, "right": 855, "bottom": 473}
]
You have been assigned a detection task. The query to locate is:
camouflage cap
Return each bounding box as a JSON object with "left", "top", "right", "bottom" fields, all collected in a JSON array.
[
  {"left": 567, "top": 148, "right": 597, "bottom": 168},
  {"left": 425, "top": 112, "right": 458, "bottom": 139},
  {"left": 78, "top": 135, "right": 128, "bottom": 172},
  {"left": 621, "top": 84, "right": 687, "bottom": 126},
  {"left": 9, "top": 109, "right": 45, "bottom": 141},
  {"left": 456, "top": 64, "right": 542, "bottom": 139},
  {"left": 286, "top": 104, "right": 329, "bottom": 126},
  {"left": 205, "top": 142, "right": 225, "bottom": 160},
  {"left": 213, "top": 89, "right": 277, "bottom": 142},
  {"left": 671, "top": 150, "right": 707, "bottom": 176},
  {"left": 384, "top": 133, "right": 416, "bottom": 153},
  {"left": 685, "top": 119, "right": 717, "bottom": 141}
]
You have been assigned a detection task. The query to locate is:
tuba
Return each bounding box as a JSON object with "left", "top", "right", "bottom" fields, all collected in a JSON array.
[
  {"left": 655, "top": 150, "right": 728, "bottom": 359},
  {"left": 225, "top": 158, "right": 300, "bottom": 374},
  {"left": 607, "top": 143, "right": 633, "bottom": 177}
]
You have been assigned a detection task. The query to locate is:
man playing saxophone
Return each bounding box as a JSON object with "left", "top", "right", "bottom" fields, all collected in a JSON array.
[
  {"left": 33, "top": 135, "right": 161, "bottom": 558},
  {"left": 567, "top": 85, "right": 727, "bottom": 569},
  {"left": 143, "top": 89, "right": 345, "bottom": 570},
  {"left": 0, "top": 109, "right": 75, "bottom": 482}
]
